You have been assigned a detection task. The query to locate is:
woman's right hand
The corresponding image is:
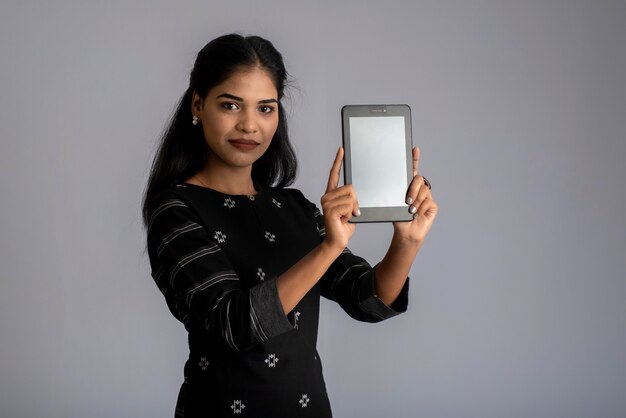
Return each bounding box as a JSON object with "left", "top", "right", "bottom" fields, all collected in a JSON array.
[{"left": 320, "top": 147, "right": 360, "bottom": 252}]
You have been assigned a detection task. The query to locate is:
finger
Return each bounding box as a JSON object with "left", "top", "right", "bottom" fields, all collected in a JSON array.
[
  {"left": 326, "top": 147, "right": 344, "bottom": 193},
  {"left": 326, "top": 201, "right": 355, "bottom": 222},
  {"left": 353, "top": 200, "right": 361, "bottom": 217},
  {"left": 412, "top": 146, "right": 421, "bottom": 177},
  {"left": 323, "top": 194, "right": 358, "bottom": 214},
  {"left": 405, "top": 175, "right": 425, "bottom": 206},
  {"left": 409, "top": 184, "right": 432, "bottom": 215},
  {"left": 335, "top": 184, "right": 360, "bottom": 216},
  {"left": 322, "top": 186, "right": 360, "bottom": 217},
  {"left": 415, "top": 184, "right": 432, "bottom": 207},
  {"left": 416, "top": 197, "right": 438, "bottom": 219},
  {"left": 321, "top": 185, "right": 357, "bottom": 210}
]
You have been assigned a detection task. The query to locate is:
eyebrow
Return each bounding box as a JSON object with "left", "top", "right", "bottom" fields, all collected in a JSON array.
[{"left": 216, "top": 93, "right": 278, "bottom": 104}]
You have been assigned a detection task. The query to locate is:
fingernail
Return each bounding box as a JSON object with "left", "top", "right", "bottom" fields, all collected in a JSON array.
[
  {"left": 406, "top": 197, "right": 413, "bottom": 205},
  {"left": 356, "top": 209, "right": 361, "bottom": 216},
  {"left": 409, "top": 206, "right": 417, "bottom": 214}
]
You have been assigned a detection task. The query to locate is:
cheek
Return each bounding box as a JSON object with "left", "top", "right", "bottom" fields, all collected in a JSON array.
[
  {"left": 202, "top": 115, "right": 229, "bottom": 140},
  {"left": 263, "top": 117, "right": 279, "bottom": 138}
]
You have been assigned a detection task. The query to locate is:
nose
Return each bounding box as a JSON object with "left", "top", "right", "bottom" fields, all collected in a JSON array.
[{"left": 236, "top": 109, "right": 259, "bottom": 134}]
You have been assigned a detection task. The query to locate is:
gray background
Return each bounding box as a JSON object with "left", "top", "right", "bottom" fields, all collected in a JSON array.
[{"left": 1, "top": 1, "right": 625, "bottom": 417}]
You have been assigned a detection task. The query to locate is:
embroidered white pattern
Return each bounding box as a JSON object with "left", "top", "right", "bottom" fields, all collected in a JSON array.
[
  {"left": 257, "top": 268, "right": 266, "bottom": 281},
  {"left": 264, "top": 353, "right": 279, "bottom": 368},
  {"left": 231, "top": 400, "right": 245, "bottom": 414},
  {"left": 199, "top": 357, "right": 209, "bottom": 371},
  {"left": 271, "top": 198, "right": 282, "bottom": 208},
  {"left": 293, "top": 310, "right": 301, "bottom": 329},
  {"left": 264, "top": 231, "right": 276, "bottom": 242},
  {"left": 299, "top": 394, "right": 310, "bottom": 408},
  {"left": 224, "top": 198, "right": 236, "bottom": 209},
  {"left": 214, "top": 231, "right": 227, "bottom": 243}
]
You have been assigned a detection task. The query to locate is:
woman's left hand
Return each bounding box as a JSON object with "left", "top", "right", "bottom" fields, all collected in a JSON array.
[{"left": 392, "top": 147, "right": 438, "bottom": 243}]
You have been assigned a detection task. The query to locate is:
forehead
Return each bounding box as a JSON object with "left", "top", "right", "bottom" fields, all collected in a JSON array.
[{"left": 210, "top": 67, "right": 278, "bottom": 99}]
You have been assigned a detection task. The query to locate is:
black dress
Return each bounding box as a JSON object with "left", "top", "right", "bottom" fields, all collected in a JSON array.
[{"left": 146, "top": 182, "right": 409, "bottom": 417}]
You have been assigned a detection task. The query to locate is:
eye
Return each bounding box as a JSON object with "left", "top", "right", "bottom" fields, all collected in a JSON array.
[
  {"left": 259, "top": 105, "right": 276, "bottom": 114},
  {"left": 221, "top": 102, "right": 240, "bottom": 111}
]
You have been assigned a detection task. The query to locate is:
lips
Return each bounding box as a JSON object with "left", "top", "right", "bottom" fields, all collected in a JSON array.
[{"left": 228, "top": 139, "right": 259, "bottom": 151}]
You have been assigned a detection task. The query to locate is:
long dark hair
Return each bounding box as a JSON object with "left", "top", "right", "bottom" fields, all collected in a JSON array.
[{"left": 142, "top": 34, "right": 297, "bottom": 227}]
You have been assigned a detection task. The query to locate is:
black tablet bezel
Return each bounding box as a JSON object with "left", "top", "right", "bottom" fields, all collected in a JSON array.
[{"left": 341, "top": 104, "right": 414, "bottom": 223}]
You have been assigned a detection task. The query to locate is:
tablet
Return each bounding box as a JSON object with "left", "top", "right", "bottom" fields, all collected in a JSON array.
[{"left": 341, "top": 104, "right": 413, "bottom": 223}]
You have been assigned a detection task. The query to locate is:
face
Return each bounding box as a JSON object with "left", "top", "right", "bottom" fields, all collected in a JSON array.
[{"left": 192, "top": 67, "right": 279, "bottom": 173}]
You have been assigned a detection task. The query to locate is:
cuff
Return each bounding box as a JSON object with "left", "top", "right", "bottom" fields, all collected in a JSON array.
[
  {"left": 249, "top": 278, "right": 294, "bottom": 340},
  {"left": 357, "top": 267, "right": 409, "bottom": 322}
]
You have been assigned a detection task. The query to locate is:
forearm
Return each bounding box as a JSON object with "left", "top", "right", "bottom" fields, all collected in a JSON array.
[
  {"left": 375, "top": 234, "right": 421, "bottom": 306},
  {"left": 276, "top": 241, "right": 343, "bottom": 314}
]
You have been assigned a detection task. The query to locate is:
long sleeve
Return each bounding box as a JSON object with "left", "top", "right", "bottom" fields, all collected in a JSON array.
[
  {"left": 311, "top": 204, "right": 409, "bottom": 322},
  {"left": 146, "top": 192, "right": 294, "bottom": 351}
]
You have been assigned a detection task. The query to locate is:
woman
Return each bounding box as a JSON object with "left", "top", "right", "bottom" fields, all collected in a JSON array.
[{"left": 143, "top": 33, "right": 437, "bottom": 417}]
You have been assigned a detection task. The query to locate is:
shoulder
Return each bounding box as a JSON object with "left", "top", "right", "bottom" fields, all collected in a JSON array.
[
  {"left": 147, "top": 183, "right": 191, "bottom": 214},
  {"left": 146, "top": 183, "right": 202, "bottom": 231}
]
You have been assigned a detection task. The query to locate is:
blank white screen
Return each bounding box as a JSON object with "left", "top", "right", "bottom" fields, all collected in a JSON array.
[{"left": 349, "top": 116, "right": 408, "bottom": 207}]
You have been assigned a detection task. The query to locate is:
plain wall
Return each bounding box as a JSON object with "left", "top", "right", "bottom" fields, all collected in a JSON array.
[{"left": 1, "top": 1, "right": 625, "bottom": 417}]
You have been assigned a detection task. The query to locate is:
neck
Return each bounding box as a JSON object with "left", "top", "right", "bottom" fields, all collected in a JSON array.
[{"left": 190, "top": 164, "right": 257, "bottom": 196}]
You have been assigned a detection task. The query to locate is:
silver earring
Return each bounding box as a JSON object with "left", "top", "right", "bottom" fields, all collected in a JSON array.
[{"left": 192, "top": 115, "right": 199, "bottom": 125}]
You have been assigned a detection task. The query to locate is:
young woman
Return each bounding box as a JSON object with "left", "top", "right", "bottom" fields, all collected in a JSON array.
[{"left": 143, "top": 33, "right": 437, "bottom": 417}]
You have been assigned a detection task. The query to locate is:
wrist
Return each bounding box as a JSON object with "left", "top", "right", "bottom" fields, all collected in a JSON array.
[
  {"left": 391, "top": 231, "right": 423, "bottom": 249},
  {"left": 320, "top": 239, "right": 345, "bottom": 259}
]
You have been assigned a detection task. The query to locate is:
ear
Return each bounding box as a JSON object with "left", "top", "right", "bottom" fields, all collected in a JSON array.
[{"left": 191, "top": 91, "right": 204, "bottom": 119}]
